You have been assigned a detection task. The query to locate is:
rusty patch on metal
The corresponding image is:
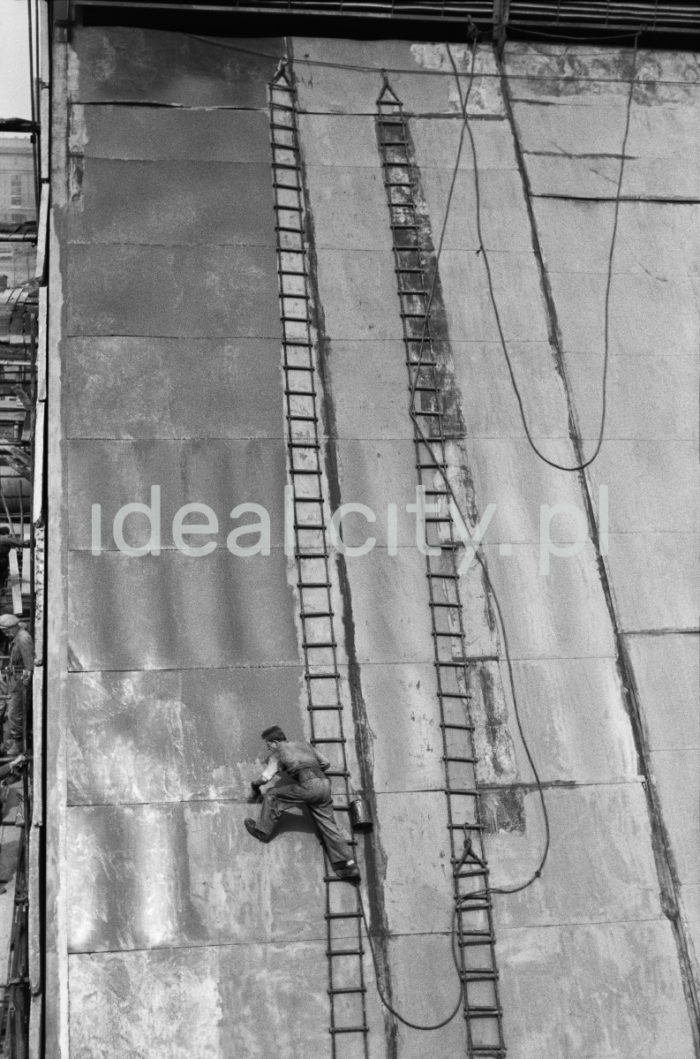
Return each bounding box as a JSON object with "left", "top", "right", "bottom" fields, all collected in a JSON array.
[{"left": 480, "top": 788, "right": 526, "bottom": 834}]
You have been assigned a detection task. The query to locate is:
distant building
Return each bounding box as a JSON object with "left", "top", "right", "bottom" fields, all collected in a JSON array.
[{"left": 0, "top": 136, "right": 36, "bottom": 288}]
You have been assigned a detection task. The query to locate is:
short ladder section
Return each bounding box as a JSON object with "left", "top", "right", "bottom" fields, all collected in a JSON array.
[
  {"left": 376, "top": 79, "right": 506, "bottom": 1059},
  {"left": 269, "top": 64, "right": 369, "bottom": 1059}
]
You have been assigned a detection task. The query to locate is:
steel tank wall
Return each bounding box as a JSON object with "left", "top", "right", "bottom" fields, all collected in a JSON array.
[{"left": 47, "top": 26, "right": 699, "bottom": 1059}]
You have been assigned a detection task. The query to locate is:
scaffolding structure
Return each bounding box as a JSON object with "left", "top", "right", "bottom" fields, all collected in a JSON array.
[{"left": 0, "top": 1, "right": 48, "bottom": 1054}]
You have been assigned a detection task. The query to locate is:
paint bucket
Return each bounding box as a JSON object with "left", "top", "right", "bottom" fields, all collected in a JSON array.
[{"left": 349, "top": 796, "right": 373, "bottom": 832}]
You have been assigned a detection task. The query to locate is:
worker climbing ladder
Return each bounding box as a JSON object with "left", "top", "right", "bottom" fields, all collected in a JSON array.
[
  {"left": 376, "top": 79, "right": 507, "bottom": 1059},
  {"left": 269, "top": 64, "right": 370, "bottom": 1059}
]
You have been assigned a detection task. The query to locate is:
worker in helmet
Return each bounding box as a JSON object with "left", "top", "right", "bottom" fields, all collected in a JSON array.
[
  {"left": 245, "top": 725, "right": 360, "bottom": 881},
  {"left": 0, "top": 613, "right": 33, "bottom": 757}
]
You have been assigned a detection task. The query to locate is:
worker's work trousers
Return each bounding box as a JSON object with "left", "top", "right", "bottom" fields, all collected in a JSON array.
[
  {"left": 5, "top": 679, "right": 27, "bottom": 748},
  {"left": 257, "top": 775, "right": 353, "bottom": 864}
]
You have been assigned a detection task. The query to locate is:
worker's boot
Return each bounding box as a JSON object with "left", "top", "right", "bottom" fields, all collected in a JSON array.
[
  {"left": 244, "top": 818, "right": 271, "bottom": 843},
  {"left": 333, "top": 858, "right": 360, "bottom": 881}
]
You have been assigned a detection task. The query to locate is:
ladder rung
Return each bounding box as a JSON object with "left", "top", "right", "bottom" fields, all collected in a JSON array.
[
  {"left": 466, "top": 1008, "right": 503, "bottom": 1019},
  {"left": 459, "top": 932, "right": 494, "bottom": 944},
  {"left": 325, "top": 911, "right": 361, "bottom": 921},
  {"left": 303, "top": 642, "right": 337, "bottom": 650},
  {"left": 329, "top": 1026, "right": 369, "bottom": 1036},
  {"left": 305, "top": 673, "right": 338, "bottom": 681},
  {"left": 441, "top": 722, "right": 475, "bottom": 732},
  {"left": 328, "top": 986, "right": 367, "bottom": 996},
  {"left": 307, "top": 704, "right": 342, "bottom": 711}
]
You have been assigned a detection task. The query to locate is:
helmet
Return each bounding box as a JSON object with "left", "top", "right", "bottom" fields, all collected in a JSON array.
[{"left": 0, "top": 614, "right": 19, "bottom": 629}]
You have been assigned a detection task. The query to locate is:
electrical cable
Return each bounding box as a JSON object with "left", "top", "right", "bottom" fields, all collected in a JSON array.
[
  {"left": 353, "top": 824, "right": 515, "bottom": 1030},
  {"left": 504, "top": 24, "right": 649, "bottom": 43},
  {"left": 194, "top": 24, "right": 641, "bottom": 477},
  {"left": 185, "top": 31, "right": 652, "bottom": 85},
  {"left": 267, "top": 18, "right": 637, "bottom": 901},
  {"left": 402, "top": 30, "right": 551, "bottom": 896},
  {"left": 357, "top": 886, "right": 465, "bottom": 1031},
  {"left": 485, "top": 31, "right": 642, "bottom": 472}
]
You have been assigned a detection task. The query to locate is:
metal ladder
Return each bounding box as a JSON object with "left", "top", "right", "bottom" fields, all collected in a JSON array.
[
  {"left": 269, "top": 64, "right": 370, "bottom": 1059},
  {"left": 376, "top": 79, "right": 507, "bottom": 1059}
]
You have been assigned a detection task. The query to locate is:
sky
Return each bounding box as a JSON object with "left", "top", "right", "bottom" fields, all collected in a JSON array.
[{"left": 0, "top": 0, "right": 31, "bottom": 120}]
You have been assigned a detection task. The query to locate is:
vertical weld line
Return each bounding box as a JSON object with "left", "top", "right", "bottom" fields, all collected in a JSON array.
[
  {"left": 499, "top": 48, "right": 700, "bottom": 1048},
  {"left": 376, "top": 85, "right": 506, "bottom": 1057},
  {"left": 268, "top": 65, "right": 369, "bottom": 1059}
]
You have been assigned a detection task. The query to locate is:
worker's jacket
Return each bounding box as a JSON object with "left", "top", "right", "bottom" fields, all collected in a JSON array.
[
  {"left": 6, "top": 628, "right": 34, "bottom": 682},
  {"left": 258, "top": 740, "right": 330, "bottom": 786}
]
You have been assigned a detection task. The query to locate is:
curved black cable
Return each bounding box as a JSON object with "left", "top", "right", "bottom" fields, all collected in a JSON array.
[
  {"left": 356, "top": 887, "right": 465, "bottom": 1032},
  {"left": 464, "top": 32, "right": 641, "bottom": 472},
  {"left": 403, "top": 34, "right": 551, "bottom": 896}
]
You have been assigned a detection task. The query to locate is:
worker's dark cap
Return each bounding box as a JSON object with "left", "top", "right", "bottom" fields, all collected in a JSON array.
[{"left": 261, "top": 725, "right": 286, "bottom": 742}]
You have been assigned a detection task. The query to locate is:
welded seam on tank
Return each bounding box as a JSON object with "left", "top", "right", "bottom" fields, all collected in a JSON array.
[{"left": 498, "top": 49, "right": 700, "bottom": 1044}]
